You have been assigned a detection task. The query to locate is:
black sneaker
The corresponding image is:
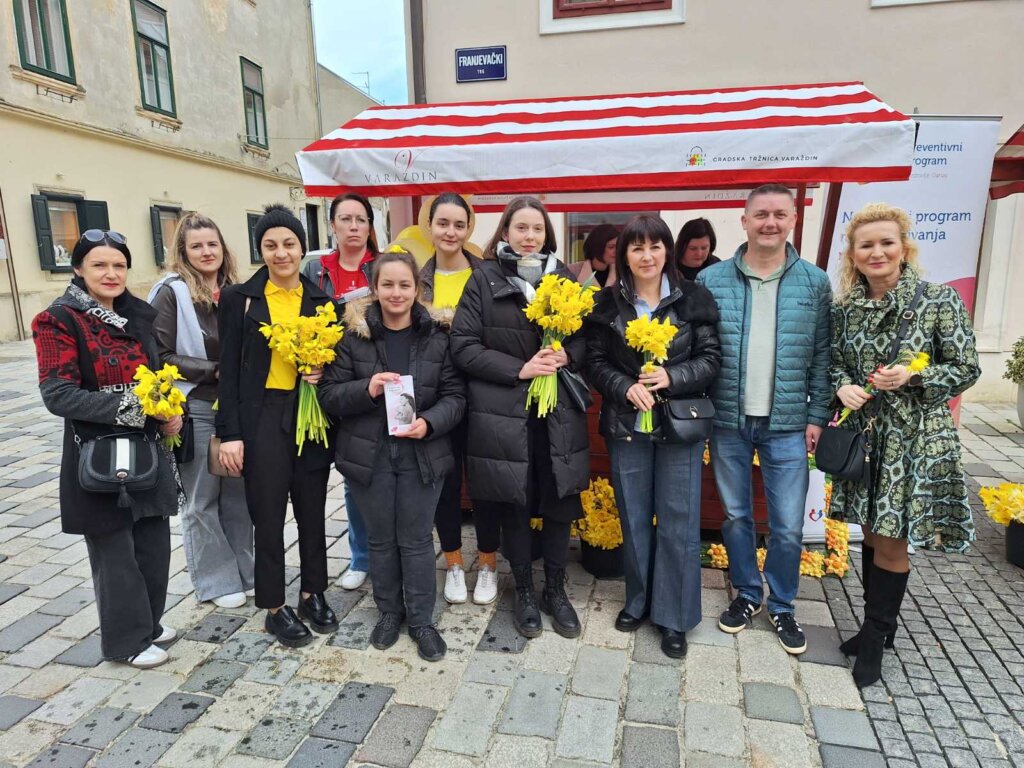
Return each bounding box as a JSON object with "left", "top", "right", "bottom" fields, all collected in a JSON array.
[
  {"left": 770, "top": 612, "right": 807, "bottom": 655},
  {"left": 718, "top": 596, "right": 762, "bottom": 634},
  {"left": 370, "top": 612, "right": 403, "bottom": 650},
  {"left": 409, "top": 625, "right": 447, "bottom": 662}
]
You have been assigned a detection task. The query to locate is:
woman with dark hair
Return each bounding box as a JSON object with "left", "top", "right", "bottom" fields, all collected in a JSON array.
[
  {"left": 301, "top": 192, "right": 378, "bottom": 591},
  {"left": 149, "top": 213, "right": 253, "bottom": 610},
  {"left": 420, "top": 193, "right": 499, "bottom": 606},
  {"left": 217, "top": 205, "right": 338, "bottom": 648},
  {"left": 452, "top": 196, "right": 589, "bottom": 640},
  {"left": 675, "top": 217, "right": 720, "bottom": 281},
  {"left": 586, "top": 215, "right": 721, "bottom": 658},
  {"left": 33, "top": 230, "right": 183, "bottom": 668},
  {"left": 320, "top": 249, "right": 465, "bottom": 661},
  {"left": 568, "top": 224, "right": 618, "bottom": 287}
]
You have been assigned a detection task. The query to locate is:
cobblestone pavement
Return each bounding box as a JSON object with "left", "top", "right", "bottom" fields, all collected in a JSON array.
[{"left": 0, "top": 337, "right": 1022, "bottom": 767}]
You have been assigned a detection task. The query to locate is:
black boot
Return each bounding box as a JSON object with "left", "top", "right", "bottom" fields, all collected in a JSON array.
[
  {"left": 840, "top": 545, "right": 896, "bottom": 656},
  {"left": 852, "top": 564, "right": 909, "bottom": 689},
  {"left": 540, "top": 565, "right": 581, "bottom": 638},
  {"left": 511, "top": 564, "right": 542, "bottom": 639},
  {"left": 298, "top": 592, "right": 339, "bottom": 633},
  {"left": 265, "top": 606, "right": 313, "bottom": 648}
]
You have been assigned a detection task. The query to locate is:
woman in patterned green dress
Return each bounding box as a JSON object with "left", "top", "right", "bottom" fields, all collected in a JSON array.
[{"left": 828, "top": 203, "right": 980, "bottom": 689}]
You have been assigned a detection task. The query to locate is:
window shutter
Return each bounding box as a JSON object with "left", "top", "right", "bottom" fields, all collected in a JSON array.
[
  {"left": 81, "top": 199, "right": 110, "bottom": 231},
  {"left": 31, "top": 194, "right": 57, "bottom": 270},
  {"left": 150, "top": 205, "right": 164, "bottom": 265}
]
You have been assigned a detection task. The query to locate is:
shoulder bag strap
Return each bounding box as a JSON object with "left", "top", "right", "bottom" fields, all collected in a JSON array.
[{"left": 864, "top": 280, "right": 927, "bottom": 421}]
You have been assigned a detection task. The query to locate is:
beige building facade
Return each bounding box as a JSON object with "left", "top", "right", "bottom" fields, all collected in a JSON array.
[{"left": 407, "top": 0, "right": 1024, "bottom": 401}]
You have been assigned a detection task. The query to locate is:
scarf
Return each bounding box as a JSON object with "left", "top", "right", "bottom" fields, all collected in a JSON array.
[
  {"left": 66, "top": 282, "right": 129, "bottom": 330},
  {"left": 495, "top": 242, "right": 558, "bottom": 302}
]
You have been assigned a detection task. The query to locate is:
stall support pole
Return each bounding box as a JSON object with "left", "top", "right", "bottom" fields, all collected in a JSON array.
[
  {"left": 816, "top": 182, "right": 844, "bottom": 270},
  {"left": 794, "top": 183, "right": 807, "bottom": 253}
]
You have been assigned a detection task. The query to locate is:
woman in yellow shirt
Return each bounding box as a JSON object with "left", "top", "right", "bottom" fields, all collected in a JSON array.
[
  {"left": 216, "top": 205, "right": 338, "bottom": 648},
  {"left": 419, "top": 193, "right": 499, "bottom": 606}
]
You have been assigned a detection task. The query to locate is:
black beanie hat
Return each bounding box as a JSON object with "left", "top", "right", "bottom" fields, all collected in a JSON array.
[{"left": 254, "top": 204, "right": 307, "bottom": 256}]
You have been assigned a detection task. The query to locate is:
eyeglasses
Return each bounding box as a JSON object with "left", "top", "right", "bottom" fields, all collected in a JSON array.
[
  {"left": 336, "top": 215, "right": 369, "bottom": 227},
  {"left": 82, "top": 229, "right": 127, "bottom": 245}
]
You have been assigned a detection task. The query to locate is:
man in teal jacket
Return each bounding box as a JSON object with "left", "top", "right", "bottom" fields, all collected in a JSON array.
[{"left": 697, "top": 184, "right": 832, "bottom": 655}]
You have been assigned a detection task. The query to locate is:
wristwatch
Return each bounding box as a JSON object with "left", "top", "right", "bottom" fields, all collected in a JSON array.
[{"left": 908, "top": 373, "right": 923, "bottom": 387}]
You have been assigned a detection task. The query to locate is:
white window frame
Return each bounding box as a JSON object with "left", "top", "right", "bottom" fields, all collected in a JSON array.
[{"left": 539, "top": 0, "right": 684, "bottom": 34}]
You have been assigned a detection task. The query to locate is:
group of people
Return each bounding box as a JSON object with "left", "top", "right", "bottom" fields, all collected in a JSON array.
[{"left": 32, "top": 183, "right": 980, "bottom": 691}]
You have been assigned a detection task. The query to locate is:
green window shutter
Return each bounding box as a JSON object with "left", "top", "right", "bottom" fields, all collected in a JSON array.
[
  {"left": 31, "top": 193, "right": 57, "bottom": 270},
  {"left": 150, "top": 205, "right": 164, "bottom": 266},
  {"left": 81, "top": 199, "right": 109, "bottom": 231}
]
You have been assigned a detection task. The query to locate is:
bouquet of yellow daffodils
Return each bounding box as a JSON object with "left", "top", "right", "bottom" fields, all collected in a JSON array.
[
  {"left": 979, "top": 483, "right": 1024, "bottom": 526},
  {"left": 835, "top": 350, "right": 929, "bottom": 426},
  {"left": 260, "top": 302, "right": 344, "bottom": 454},
  {"left": 576, "top": 477, "right": 622, "bottom": 550},
  {"left": 624, "top": 315, "right": 678, "bottom": 433},
  {"left": 522, "top": 274, "right": 598, "bottom": 417},
  {"left": 132, "top": 364, "right": 187, "bottom": 450}
]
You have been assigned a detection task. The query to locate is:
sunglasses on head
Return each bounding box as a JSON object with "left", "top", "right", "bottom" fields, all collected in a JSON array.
[{"left": 82, "top": 229, "right": 127, "bottom": 245}]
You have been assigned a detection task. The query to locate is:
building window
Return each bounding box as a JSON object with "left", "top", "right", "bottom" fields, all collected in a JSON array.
[
  {"left": 132, "top": 0, "right": 175, "bottom": 115},
  {"left": 241, "top": 58, "right": 267, "bottom": 148},
  {"left": 565, "top": 211, "right": 654, "bottom": 263},
  {"left": 30, "top": 193, "right": 109, "bottom": 271},
  {"left": 150, "top": 205, "right": 181, "bottom": 266},
  {"left": 553, "top": 0, "right": 671, "bottom": 18},
  {"left": 247, "top": 212, "right": 262, "bottom": 264},
  {"left": 303, "top": 204, "right": 321, "bottom": 251},
  {"left": 13, "top": 0, "right": 76, "bottom": 83}
]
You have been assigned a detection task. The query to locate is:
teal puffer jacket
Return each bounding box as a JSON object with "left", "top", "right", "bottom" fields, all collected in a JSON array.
[{"left": 696, "top": 243, "right": 832, "bottom": 431}]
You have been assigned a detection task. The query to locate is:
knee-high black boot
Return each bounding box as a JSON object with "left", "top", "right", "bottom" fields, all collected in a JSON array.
[
  {"left": 852, "top": 563, "right": 909, "bottom": 688},
  {"left": 839, "top": 544, "right": 896, "bottom": 656},
  {"left": 511, "top": 563, "right": 542, "bottom": 639}
]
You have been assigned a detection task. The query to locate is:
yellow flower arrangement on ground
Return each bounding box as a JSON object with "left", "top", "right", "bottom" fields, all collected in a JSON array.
[
  {"left": 705, "top": 543, "right": 729, "bottom": 569},
  {"left": 756, "top": 547, "right": 767, "bottom": 572},
  {"left": 530, "top": 517, "right": 544, "bottom": 531},
  {"left": 133, "top": 363, "right": 186, "bottom": 449},
  {"left": 800, "top": 549, "right": 826, "bottom": 577},
  {"left": 260, "top": 303, "right": 344, "bottom": 454},
  {"left": 624, "top": 315, "right": 678, "bottom": 433},
  {"left": 522, "top": 274, "right": 598, "bottom": 417},
  {"left": 576, "top": 477, "right": 622, "bottom": 550},
  {"left": 836, "top": 350, "right": 930, "bottom": 426},
  {"left": 979, "top": 483, "right": 1024, "bottom": 526}
]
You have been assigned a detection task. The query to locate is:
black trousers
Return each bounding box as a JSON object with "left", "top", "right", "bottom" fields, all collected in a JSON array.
[
  {"left": 434, "top": 417, "right": 501, "bottom": 554},
  {"left": 84, "top": 515, "right": 170, "bottom": 660},
  {"left": 243, "top": 391, "right": 329, "bottom": 609}
]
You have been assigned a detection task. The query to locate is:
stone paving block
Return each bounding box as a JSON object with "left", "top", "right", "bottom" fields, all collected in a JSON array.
[
  {"left": 742, "top": 682, "right": 804, "bottom": 724},
  {"left": 684, "top": 701, "right": 744, "bottom": 757},
  {"left": 798, "top": 576, "right": 827, "bottom": 602},
  {"left": 273, "top": 680, "right": 341, "bottom": 720},
  {"left": 158, "top": 725, "right": 241, "bottom": 768},
  {"left": 686, "top": 618, "right": 736, "bottom": 648},
  {"left": 429, "top": 681, "right": 507, "bottom": 756},
  {"left": 325, "top": 607, "right": 376, "bottom": 650},
  {"left": 793, "top": 599, "right": 836, "bottom": 626},
  {"left": 684, "top": 644, "right": 740, "bottom": 704},
  {"left": 285, "top": 737, "right": 356, "bottom": 768},
  {"left": 180, "top": 659, "right": 248, "bottom": 696},
  {"left": 482, "top": 735, "right": 549, "bottom": 768},
  {"left": 797, "top": 625, "right": 848, "bottom": 666},
  {"left": 0, "top": 719, "right": 65, "bottom": 766},
  {"left": 554, "top": 695, "right": 617, "bottom": 763},
  {"left": 8, "top": 563, "right": 64, "bottom": 586},
  {"left": 59, "top": 706, "right": 138, "bottom": 750},
  {"left": 476, "top": 605, "right": 529, "bottom": 654},
  {"left": 210, "top": 632, "right": 275, "bottom": 664},
  {"left": 570, "top": 645, "right": 628, "bottom": 700},
  {"left": 0, "top": 664, "right": 31, "bottom": 694},
  {"left": 242, "top": 654, "right": 303, "bottom": 686},
  {"left": 0, "top": 611, "right": 63, "bottom": 652},
  {"left": 810, "top": 706, "right": 879, "bottom": 750},
  {"left": 632, "top": 624, "right": 683, "bottom": 666},
  {"left": 683, "top": 753, "right": 746, "bottom": 768},
  {"left": 53, "top": 635, "right": 103, "bottom": 667},
  {"left": 462, "top": 651, "right": 521, "bottom": 686},
  {"left": 309, "top": 681, "right": 393, "bottom": 743},
  {"left": 747, "top": 719, "right": 813, "bottom": 768},
  {"left": 355, "top": 704, "right": 436, "bottom": 767},
  {"left": 237, "top": 715, "right": 310, "bottom": 761},
  {"left": 620, "top": 724, "right": 679, "bottom": 768},
  {"left": 0, "top": 582, "right": 28, "bottom": 606},
  {"left": 8, "top": 507, "right": 60, "bottom": 527},
  {"left": 196, "top": 680, "right": 275, "bottom": 731},
  {"left": 580, "top": 598, "right": 630, "bottom": 650},
  {"left": 183, "top": 612, "right": 247, "bottom": 644},
  {"left": 800, "top": 662, "right": 864, "bottom": 710},
  {"left": 498, "top": 669, "right": 567, "bottom": 738},
  {"left": 738, "top": 630, "right": 796, "bottom": 686},
  {"left": 27, "top": 575, "right": 81, "bottom": 600},
  {"left": 522, "top": 621, "right": 578, "bottom": 674},
  {"left": 818, "top": 744, "right": 887, "bottom": 768},
  {"left": 625, "top": 662, "right": 680, "bottom": 726},
  {"left": 6, "top": 634, "right": 75, "bottom": 669},
  {"left": 0, "top": 694, "right": 43, "bottom": 729},
  {"left": 137, "top": 692, "right": 215, "bottom": 733},
  {"left": 392, "top": 658, "right": 463, "bottom": 709},
  {"left": 24, "top": 744, "right": 94, "bottom": 768},
  {"left": 103, "top": 671, "right": 183, "bottom": 712},
  {"left": 28, "top": 676, "right": 121, "bottom": 726},
  {"left": 36, "top": 588, "right": 93, "bottom": 618}
]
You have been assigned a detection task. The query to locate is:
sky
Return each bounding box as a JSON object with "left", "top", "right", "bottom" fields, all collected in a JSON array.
[{"left": 311, "top": 0, "right": 410, "bottom": 108}]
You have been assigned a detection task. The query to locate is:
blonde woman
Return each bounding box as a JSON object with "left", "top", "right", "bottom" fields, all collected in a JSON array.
[{"left": 150, "top": 214, "right": 254, "bottom": 609}]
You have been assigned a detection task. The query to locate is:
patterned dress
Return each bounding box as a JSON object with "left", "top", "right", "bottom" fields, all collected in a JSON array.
[{"left": 828, "top": 266, "right": 980, "bottom": 552}]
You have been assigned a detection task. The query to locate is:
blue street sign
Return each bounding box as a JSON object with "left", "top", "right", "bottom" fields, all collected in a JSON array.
[{"left": 455, "top": 45, "right": 507, "bottom": 83}]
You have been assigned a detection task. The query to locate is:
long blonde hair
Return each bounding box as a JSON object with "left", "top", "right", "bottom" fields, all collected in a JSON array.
[
  {"left": 167, "top": 213, "right": 238, "bottom": 307},
  {"left": 834, "top": 203, "right": 919, "bottom": 303}
]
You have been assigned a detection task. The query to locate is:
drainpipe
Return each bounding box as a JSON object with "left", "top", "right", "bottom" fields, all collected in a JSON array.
[
  {"left": 307, "top": 0, "right": 326, "bottom": 246},
  {"left": 0, "top": 189, "right": 26, "bottom": 340},
  {"left": 409, "top": 0, "right": 426, "bottom": 104}
]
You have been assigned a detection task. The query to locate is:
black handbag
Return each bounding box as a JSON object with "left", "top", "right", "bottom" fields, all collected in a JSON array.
[
  {"left": 558, "top": 368, "right": 593, "bottom": 412},
  {"left": 815, "top": 281, "right": 926, "bottom": 484},
  {"left": 654, "top": 396, "right": 715, "bottom": 444},
  {"left": 174, "top": 415, "right": 195, "bottom": 464},
  {"left": 76, "top": 430, "right": 161, "bottom": 508}
]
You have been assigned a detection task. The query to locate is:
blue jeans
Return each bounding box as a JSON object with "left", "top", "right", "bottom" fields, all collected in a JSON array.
[
  {"left": 710, "top": 418, "right": 807, "bottom": 615},
  {"left": 608, "top": 434, "right": 703, "bottom": 633},
  {"left": 344, "top": 481, "right": 370, "bottom": 572}
]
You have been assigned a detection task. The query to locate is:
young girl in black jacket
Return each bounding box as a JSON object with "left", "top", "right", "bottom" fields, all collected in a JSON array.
[{"left": 318, "top": 249, "right": 465, "bottom": 662}]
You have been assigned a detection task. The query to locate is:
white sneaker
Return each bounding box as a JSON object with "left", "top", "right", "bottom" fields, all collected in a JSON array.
[
  {"left": 473, "top": 565, "right": 498, "bottom": 605},
  {"left": 444, "top": 565, "right": 468, "bottom": 604},
  {"left": 153, "top": 625, "right": 176, "bottom": 644},
  {"left": 245, "top": 588, "right": 255, "bottom": 597},
  {"left": 212, "top": 592, "right": 246, "bottom": 609},
  {"left": 340, "top": 569, "right": 367, "bottom": 590},
  {"left": 127, "top": 644, "right": 168, "bottom": 668}
]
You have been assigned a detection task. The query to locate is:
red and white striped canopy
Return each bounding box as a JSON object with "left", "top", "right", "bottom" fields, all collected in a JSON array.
[
  {"left": 990, "top": 122, "right": 1024, "bottom": 200},
  {"left": 298, "top": 81, "right": 915, "bottom": 198}
]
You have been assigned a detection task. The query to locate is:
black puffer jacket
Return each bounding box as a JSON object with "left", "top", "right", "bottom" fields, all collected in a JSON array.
[
  {"left": 585, "top": 279, "right": 722, "bottom": 441},
  {"left": 450, "top": 258, "right": 590, "bottom": 506},
  {"left": 318, "top": 300, "right": 465, "bottom": 486}
]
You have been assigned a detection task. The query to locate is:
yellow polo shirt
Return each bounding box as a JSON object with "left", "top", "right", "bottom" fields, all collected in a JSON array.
[
  {"left": 433, "top": 267, "right": 473, "bottom": 309},
  {"left": 264, "top": 280, "right": 303, "bottom": 390}
]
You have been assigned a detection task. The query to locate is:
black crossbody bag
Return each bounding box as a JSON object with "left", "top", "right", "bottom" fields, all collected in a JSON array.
[{"left": 815, "top": 282, "right": 926, "bottom": 485}]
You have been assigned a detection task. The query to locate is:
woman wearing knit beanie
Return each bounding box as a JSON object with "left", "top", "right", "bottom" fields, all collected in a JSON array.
[{"left": 216, "top": 204, "right": 339, "bottom": 647}]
